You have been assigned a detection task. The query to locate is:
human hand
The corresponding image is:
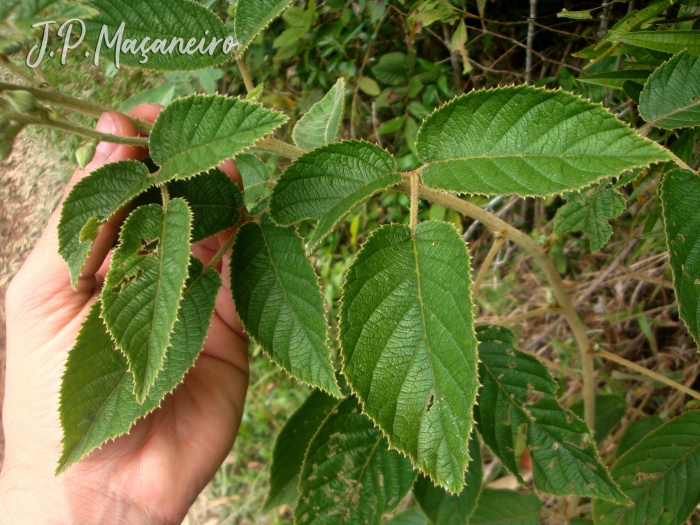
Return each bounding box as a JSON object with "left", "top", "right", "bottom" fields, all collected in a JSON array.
[{"left": 0, "top": 105, "right": 249, "bottom": 524}]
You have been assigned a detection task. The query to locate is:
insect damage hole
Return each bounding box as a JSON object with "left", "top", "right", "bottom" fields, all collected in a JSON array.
[
  {"left": 138, "top": 237, "right": 160, "bottom": 257},
  {"left": 425, "top": 391, "right": 435, "bottom": 412}
]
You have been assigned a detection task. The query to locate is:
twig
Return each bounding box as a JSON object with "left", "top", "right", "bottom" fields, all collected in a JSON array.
[
  {"left": 409, "top": 171, "right": 420, "bottom": 234},
  {"left": 371, "top": 101, "right": 383, "bottom": 148},
  {"left": 525, "top": 0, "right": 537, "bottom": 85},
  {"left": 398, "top": 181, "right": 597, "bottom": 428},
  {"left": 593, "top": 348, "right": 700, "bottom": 401},
  {"left": 207, "top": 233, "right": 238, "bottom": 271},
  {"left": 236, "top": 57, "right": 255, "bottom": 93},
  {"left": 473, "top": 234, "right": 507, "bottom": 296},
  {"left": 598, "top": 0, "right": 611, "bottom": 39},
  {"left": 0, "top": 53, "right": 38, "bottom": 86},
  {"left": 499, "top": 306, "right": 563, "bottom": 326}
]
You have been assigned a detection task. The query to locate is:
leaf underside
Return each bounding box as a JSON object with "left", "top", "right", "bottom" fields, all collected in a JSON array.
[
  {"left": 295, "top": 396, "right": 416, "bottom": 525},
  {"left": 416, "top": 86, "right": 670, "bottom": 197},
  {"left": 236, "top": 153, "right": 272, "bottom": 215},
  {"left": 58, "top": 160, "right": 154, "bottom": 287},
  {"left": 85, "top": 0, "right": 230, "bottom": 70},
  {"left": 271, "top": 140, "right": 401, "bottom": 253},
  {"left": 474, "top": 325, "right": 628, "bottom": 503},
  {"left": 234, "top": 0, "right": 293, "bottom": 54},
  {"left": 293, "top": 77, "right": 346, "bottom": 151},
  {"left": 340, "top": 221, "right": 479, "bottom": 494},
  {"left": 414, "top": 434, "right": 483, "bottom": 525},
  {"left": 594, "top": 411, "right": 700, "bottom": 525},
  {"left": 230, "top": 214, "right": 341, "bottom": 396},
  {"left": 58, "top": 258, "right": 220, "bottom": 472},
  {"left": 469, "top": 489, "right": 542, "bottom": 525},
  {"left": 640, "top": 50, "right": 700, "bottom": 130},
  {"left": 150, "top": 95, "right": 287, "bottom": 183},
  {"left": 264, "top": 389, "right": 339, "bottom": 510},
  {"left": 100, "top": 199, "right": 192, "bottom": 402},
  {"left": 554, "top": 183, "right": 626, "bottom": 253}
]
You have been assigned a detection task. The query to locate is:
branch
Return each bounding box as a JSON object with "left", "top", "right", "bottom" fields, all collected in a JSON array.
[
  {"left": 398, "top": 181, "right": 597, "bottom": 428},
  {"left": 236, "top": 57, "right": 255, "bottom": 93},
  {"left": 525, "top": 0, "right": 537, "bottom": 85},
  {"left": 473, "top": 234, "right": 507, "bottom": 296}
]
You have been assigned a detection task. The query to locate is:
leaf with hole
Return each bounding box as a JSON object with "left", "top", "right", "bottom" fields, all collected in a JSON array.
[
  {"left": 58, "top": 160, "right": 154, "bottom": 288},
  {"left": 263, "top": 389, "right": 339, "bottom": 510},
  {"left": 416, "top": 86, "right": 671, "bottom": 197},
  {"left": 640, "top": 50, "right": 700, "bottom": 130},
  {"left": 340, "top": 221, "right": 479, "bottom": 493},
  {"left": 293, "top": 78, "right": 345, "bottom": 151},
  {"left": 413, "top": 434, "right": 483, "bottom": 525},
  {"left": 270, "top": 141, "right": 401, "bottom": 253},
  {"left": 167, "top": 168, "right": 243, "bottom": 242},
  {"left": 58, "top": 258, "right": 220, "bottom": 472},
  {"left": 234, "top": 0, "right": 293, "bottom": 54},
  {"left": 100, "top": 199, "right": 192, "bottom": 402},
  {"left": 474, "top": 325, "right": 627, "bottom": 503},
  {"left": 231, "top": 214, "right": 340, "bottom": 396},
  {"left": 84, "top": 0, "right": 230, "bottom": 71},
  {"left": 469, "top": 489, "right": 542, "bottom": 525},
  {"left": 554, "top": 184, "right": 626, "bottom": 253},
  {"left": 661, "top": 169, "right": 700, "bottom": 346},
  {"left": 594, "top": 411, "right": 700, "bottom": 525},
  {"left": 150, "top": 95, "right": 287, "bottom": 183},
  {"left": 236, "top": 153, "right": 272, "bottom": 215},
  {"left": 295, "top": 396, "right": 416, "bottom": 525}
]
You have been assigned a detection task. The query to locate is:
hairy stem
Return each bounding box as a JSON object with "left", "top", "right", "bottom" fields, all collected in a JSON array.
[
  {"left": 473, "top": 235, "right": 507, "bottom": 296},
  {"left": 207, "top": 232, "right": 238, "bottom": 271},
  {"left": 0, "top": 54, "right": 39, "bottom": 86},
  {"left": 398, "top": 181, "right": 596, "bottom": 429},
  {"left": 409, "top": 171, "right": 420, "bottom": 233},
  {"left": 41, "top": 116, "right": 149, "bottom": 146},
  {"left": 237, "top": 58, "right": 255, "bottom": 93}
]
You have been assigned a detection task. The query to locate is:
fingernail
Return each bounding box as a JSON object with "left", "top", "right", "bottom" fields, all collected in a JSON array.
[{"left": 95, "top": 112, "right": 119, "bottom": 156}]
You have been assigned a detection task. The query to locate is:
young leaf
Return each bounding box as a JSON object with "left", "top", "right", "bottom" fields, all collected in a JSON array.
[
  {"left": 150, "top": 95, "right": 287, "bottom": 183},
  {"left": 230, "top": 214, "right": 341, "bottom": 396},
  {"left": 469, "top": 489, "right": 542, "bottom": 525},
  {"left": 577, "top": 70, "right": 650, "bottom": 90},
  {"left": 554, "top": 184, "right": 626, "bottom": 253},
  {"left": 416, "top": 86, "right": 671, "bottom": 197},
  {"left": 58, "top": 160, "right": 154, "bottom": 287},
  {"left": 85, "top": 0, "right": 230, "bottom": 71},
  {"left": 270, "top": 141, "right": 401, "bottom": 253},
  {"left": 234, "top": 0, "right": 293, "bottom": 54},
  {"left": 570, "top": 394, "right": 627, "bottom": 442},
  {"left": 474, "top": 325, "right": 628, "bottom": 503},
  {"left": 615, "top": 416, "right": 664, "bottom": 458},
  {"left": 167, "top": 168, "right": 243, "bottom": 242},
  {"left": 58, "top": 258, "right": 221, "bottom": 472},
  {"left": 295, "top": 396, "right": 416, "bottom": 525},
  {"left": 640, "top": 50, "right": 700, "bottom": 130},
  {"left": 609, "top": 30, "right": 700, "bottom": 56},
  {"left": 263, "top": 389, "right": 339, "bottom": 510},
  {"left": 293, "top": 78, "right": 346, "bottom": 150},
  {"left": 236, "top": 153, "right": 272, "bottom": 215},
  {"left": 340, "top": 221, "right": 479, "bottom": 494},
  {"left": 661, "top": 169, "right": 700, "bottom": 346},
  {"left": 413, "top": 434, "right": 483, "bottom": 525},
  {"left": 593, "top": 411, "right": 700, "bottom": 525},
  {"left": 100, "top": 199, "right": 192, "bottom": 402}
]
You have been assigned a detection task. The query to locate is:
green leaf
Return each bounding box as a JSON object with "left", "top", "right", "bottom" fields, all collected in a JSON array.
[
  {"left": 236, "top": 153, "right": 272, "bottom": 215},
  {"left": 610, "top": 30, "right": 700, "bottom": 56},
  {"left": 340, "top": 221, "right": 479, "bottom": 493},
  {"left": 263, "top": 389, "right": 339, "bottom": 510},
  {"left": 295, "top": 396, "right": 416, "bottom": 525},
  {"left": 1, "top": 0, "right": 58, "bottom": 21},
  {"left": 270, "top": 141, "right": 401, "bottom": 253},
  {"left": 469, "top": 489, "right": 542, "bottom": 525},
  {"left": 661, "top": 169, "right": 700, "bottom": 346},
  {"left": 293, "top": 78, "right": 346, "bottom": 150},
  {"left": 606, "top": 1, "right": 674, "bottom": 39},
  {"left": 231, "top": 214, "right": 341, "bottom": 396},
  {"left": 234, "top": 0, "right": 293, "bottom": 54},
  {"left": 385, "top": 509, "right": 428, "bottom": 525},
  {"left": 640, "top": 50, "right": 700, "bottom": 130},
  {"left": 414, "top": 435, "right": 483, "bottom": 525},
  {"left": 416, "top": 86, "right": 671, "bottom": 197},
  {"left": 577, "top": 70, "right": 651, "bottom": 90},
  {"left": 554, "top": 184, "right": 626, "bottom": 253},
  {"left": 557, "top": 9, "right": 593, "bottom": 20},
  {"left": 616, "top": 416, "right": 664, "bottom": 458},
  {"left": 85, "top": 0, "right": 230, "bottom": 71},
  {"left": 58, "top": 258, "right": 221, "bottom": 472},
  {"left": 58, "top": 160, "right": 154, "bottom": 288},
  {"left": 150, "top": 95, "right": 287, "bottom": 183},
  {"left": 372, "top": 52, "right": 409, "bottom": 85},
  {"left": 570, "top": 394, "right": 627, "bottom": 442},
  {"left": 100, "top": 199, "right": 192, "bottom": 402},
  {"left": 246, "top": 84, "right": 265, "bottom": 103},
  {"left": 359, "top": 76, "right": 381, "bottom": 97},
  {"left": 474, "top": 325, "right": 628, "bottom": 503},
  {"left": 167, "top": 168, "right": 243, "bottom": 242},
  {"left": 594, "top": 411, "right": 700, "bottom": 525}
]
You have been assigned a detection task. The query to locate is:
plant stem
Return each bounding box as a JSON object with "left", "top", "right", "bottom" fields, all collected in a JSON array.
[
  {"left": 0, "top": 82, "right": 153, "bottom": 134},
  {"left": 41, "top": 116, "right": 149, "bottom": 147},
  {"left": 409, "top": 171, "right": 420, "bottom": 233},
  {"left": 398, "top": 181, "right": 597, "bottom": 429},
  {"left": 0, "top": 54, "right": 39, "bottom": 86},
  {"left": 473, "top": 235, "right": 506, "bottom": 296},
  {"left": 207, "top": 233, "right": 238, "bottom": 271},
  {"left": 160, "top": 185, "right": 170, "bottom": 206},
  {"left": 593, "top": 348, "right": 700, "bottom": 401},
  {"left": 237, "top": 57, "right": 255, "bottom": 93},
  {"left": 499, "top": 306, "right": 563, "bottom": 326},
  {"left": 525, "top": 0, "right": 537, "bottom": 85}
]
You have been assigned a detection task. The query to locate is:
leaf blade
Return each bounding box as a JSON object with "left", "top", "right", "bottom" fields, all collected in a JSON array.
[
  {"left": 293, "top": 78, "right": 346, "bottom": 150},
  {"left": 469, "top": 489, "right": 542, "bottom": 525},
  {"left": 234, "top": 0, "right": 293, "bottom": 54},
  {"left": 610, "top": 30, "right": 700, "bottom": 56}
]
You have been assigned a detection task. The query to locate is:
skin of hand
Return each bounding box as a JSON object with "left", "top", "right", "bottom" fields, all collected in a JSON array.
[{"left": 0, "top": 105, "right": 250, "bottom": 524}]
